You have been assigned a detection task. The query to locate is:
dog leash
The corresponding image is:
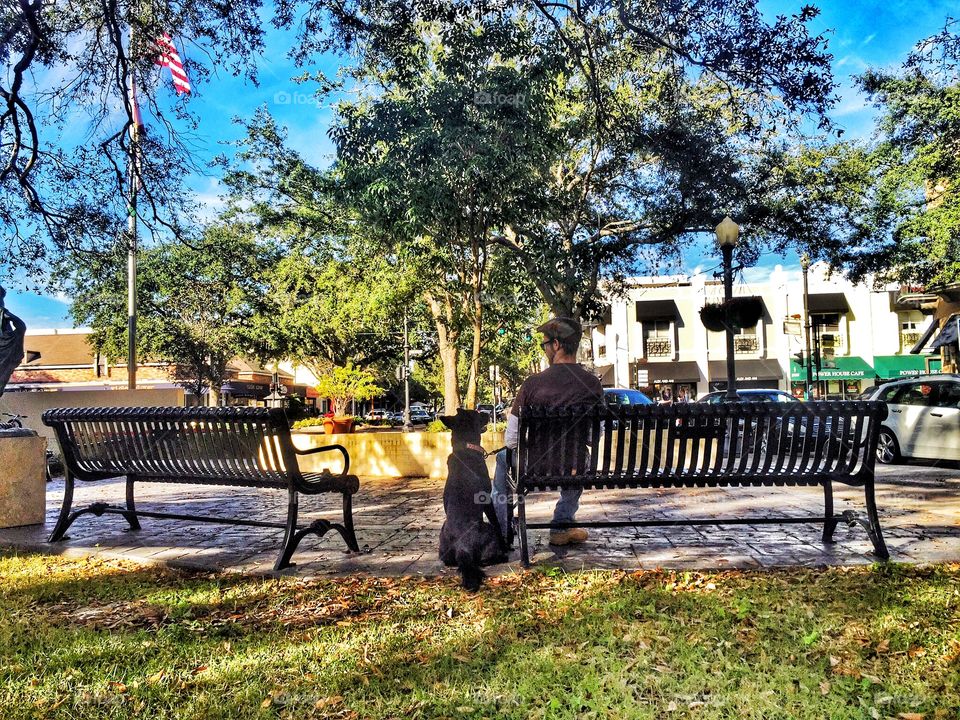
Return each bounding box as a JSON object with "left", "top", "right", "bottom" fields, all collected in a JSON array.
[{"left": 466, "top": 443, "right": 507, "bottom": 459}]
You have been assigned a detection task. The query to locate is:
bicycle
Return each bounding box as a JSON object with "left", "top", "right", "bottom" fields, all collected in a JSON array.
[{"left": 0, "top": 411, "right": 25, "bottom": 430}]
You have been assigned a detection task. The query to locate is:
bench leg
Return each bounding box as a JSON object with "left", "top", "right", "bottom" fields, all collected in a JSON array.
[
  {"left": 863, "top": 476, "right": 890, "bottom": 560},
  {"left": 48, "top": 469, "right": 76, "bottom": 542},
  {"left": 275, "top": 490, "right": 361, "bottom": 571},
  {"left": 123, "top": 476, "right": 142, "bottom": 531},
  {"left": 341, "top": 493, "right": 360, "bottom": 552},
  {"left": 274, "top": 487, "right": 301, "bottom": 571},
  {"left": 518, "top": 494, "right": 530, "bottom": 567},
  {"left": 822, "top": 478, "right": 838, "bottom": 543}
]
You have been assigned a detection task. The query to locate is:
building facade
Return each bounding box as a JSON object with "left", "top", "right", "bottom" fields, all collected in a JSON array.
[
  {"left": 589, "top": 262, "right": 941, "bottom": 401},
  {"left": 8, "top": 329, "right": 318, "bottom": 408}
]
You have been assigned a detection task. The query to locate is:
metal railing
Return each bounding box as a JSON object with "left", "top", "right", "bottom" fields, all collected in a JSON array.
[
  {"left": 901, "top": 331, "right": 921, "bottom": 351},
  {"left": 644, "top": 337, "right": 673, "bottom": 358}
]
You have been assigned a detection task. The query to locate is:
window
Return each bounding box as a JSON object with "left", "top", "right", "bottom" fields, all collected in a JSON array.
[
  {"left": 734, "top": 324, "right": 759, "bottom": 354},
  {"left": 877, "top": 384, "right": 900, "bottom": 403},
  {"left": 813, "top": 312, "right": 844, "bottom": 356},
  {"left": 891, "top": 383, "right": 935, "bottom": 407},
  {"left": 643, "top": 320, "right": 673, "bottom": 358},
  {"left": 900, "top": 318, "right": 923, "bottom": 351},
  {"left": 933, "top": 382, "right": 960, "bottom": 408}
]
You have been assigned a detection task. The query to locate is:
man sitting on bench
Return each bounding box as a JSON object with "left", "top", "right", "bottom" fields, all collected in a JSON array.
[{"left": 492, "top": 316, "right": 603, "bottom": 546}]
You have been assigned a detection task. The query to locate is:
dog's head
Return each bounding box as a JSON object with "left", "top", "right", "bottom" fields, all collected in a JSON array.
[{"left": 439, "top": 408, "right": 488, "bottom": 439}]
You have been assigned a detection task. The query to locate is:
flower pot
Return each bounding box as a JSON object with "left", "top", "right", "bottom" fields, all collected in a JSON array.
[
  {"left": 699, "top": 303, "right": 727, "bottom": 332},
  {"left": 324, "top": 416, "right": 355, "bottom": 434}
]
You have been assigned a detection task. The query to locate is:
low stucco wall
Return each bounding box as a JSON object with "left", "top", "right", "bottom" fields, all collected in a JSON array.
[
  {"left": 4, "top": 388, "right": 185, "bottom": 450},
  {"left": 292, "top": 430, "right": 506, "bottom": 480}
]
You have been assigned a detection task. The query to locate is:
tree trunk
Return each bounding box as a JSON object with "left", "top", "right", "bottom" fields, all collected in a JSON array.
[
  {"left": 425, "top": 291, "right": 461, "bottom": 414},
  {"left": 464, "top": 310, "right": 482, "bottom": 409}
]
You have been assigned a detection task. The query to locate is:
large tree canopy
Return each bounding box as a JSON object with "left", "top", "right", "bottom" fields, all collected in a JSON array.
[
  {"left": 3, "top": 0, "right": 836, "bottom": 283},
  {"left": 821, "top": 22, "right": 960, "bottom": 287},
  {"left": 1, "top": 0, "right": 268, "bottom": 278}
]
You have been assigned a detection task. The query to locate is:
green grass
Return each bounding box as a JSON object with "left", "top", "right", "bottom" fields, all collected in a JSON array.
[{"left": 1, "top": 551, "right": 959, "bottom": 719}]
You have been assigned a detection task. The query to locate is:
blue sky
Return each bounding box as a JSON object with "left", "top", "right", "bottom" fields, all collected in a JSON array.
[{"left": 6, "top": 1, "right": 958, "bottom": 328}]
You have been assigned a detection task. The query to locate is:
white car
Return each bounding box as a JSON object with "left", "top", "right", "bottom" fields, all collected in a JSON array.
[{"left": 867, "top": 374, "right": 960, "bottom": 464}]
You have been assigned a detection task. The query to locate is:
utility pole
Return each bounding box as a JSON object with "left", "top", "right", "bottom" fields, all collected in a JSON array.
[
  {"left": 126, "top": 26, "right": 139, "bottom": 390},
  {"left": 403, "top": 313, "right": 412, "bottom": 432},
  {"left": 801, "top": 253, "right": 813, "bottom": 400}
]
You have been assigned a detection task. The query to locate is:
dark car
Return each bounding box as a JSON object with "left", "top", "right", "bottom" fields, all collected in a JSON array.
[
  {"left": 696, "top": 389, "right": 805, "bottom": 455},
  {"left": 697, "top": 389, "right": 799, "bottom": 405}
]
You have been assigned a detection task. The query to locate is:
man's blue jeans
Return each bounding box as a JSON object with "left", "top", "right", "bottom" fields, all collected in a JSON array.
[{"left": 491, "top": 449, "right": 582, "bottom": 537}]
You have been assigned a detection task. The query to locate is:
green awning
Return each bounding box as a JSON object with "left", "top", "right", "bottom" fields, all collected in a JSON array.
[
  {"left": 872, "top": 355, "right": 929, "bottom": 379},
  {"left": 789, "top": 356, "right": 874, "bottom": 381}
]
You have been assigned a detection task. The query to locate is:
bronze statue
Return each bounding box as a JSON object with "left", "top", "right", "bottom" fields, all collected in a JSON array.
[{"left": 0, "top": 286, "right": 26, "bottom": 398}]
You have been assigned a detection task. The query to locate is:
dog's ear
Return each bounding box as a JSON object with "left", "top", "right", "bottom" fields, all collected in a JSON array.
[{"left": 439, "top": 414, "right": 456, "bottom": 430}]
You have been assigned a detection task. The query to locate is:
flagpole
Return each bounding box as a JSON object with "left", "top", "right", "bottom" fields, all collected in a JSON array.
[{"left": 127, "top": 25, "right": 138, "bottom": 391}]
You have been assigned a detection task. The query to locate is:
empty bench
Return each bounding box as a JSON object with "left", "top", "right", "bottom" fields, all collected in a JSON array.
[
  {"left": 42, "top": 406, "right": 360, "bottom": 570},
  {"left": 513, "top": 400, "right": 889, "bottom": 566}
]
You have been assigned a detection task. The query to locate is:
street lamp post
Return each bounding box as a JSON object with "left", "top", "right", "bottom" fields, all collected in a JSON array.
[
  {"left": 800, "top": 253, "right": 814, "bottom": 401},
  {"left": 715, "top": 216, "right": 740, "bottom": 401},
  {"left": 402, "top": 313, "right": 413, "bottom": 432}
]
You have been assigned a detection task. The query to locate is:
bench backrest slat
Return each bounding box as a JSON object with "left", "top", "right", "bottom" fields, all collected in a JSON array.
[{"left": 43, "top": 406, "right": 296, "bottom": 487}]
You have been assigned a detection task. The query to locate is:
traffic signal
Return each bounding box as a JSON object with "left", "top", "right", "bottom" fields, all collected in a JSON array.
[
  {"left": 813, "top": 351, "right": 821, "bottom": 372},
  {"left": 794, "top": 351, "right": 804, "bottom": 367}
]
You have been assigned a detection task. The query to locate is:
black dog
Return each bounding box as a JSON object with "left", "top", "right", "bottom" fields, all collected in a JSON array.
[{"left": 439, "top": 409, "right": 508, "bottom": 591}]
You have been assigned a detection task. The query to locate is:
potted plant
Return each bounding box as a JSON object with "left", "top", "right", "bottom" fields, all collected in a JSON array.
[
  {"left": 725, "top": 296, "right": 764, "bottom": 330},
  {"left": 315, "top": 363, "right": 384, "bottom": 434},
  {"left": 699, "top": 303, "right": 727, "bottom": 332}
]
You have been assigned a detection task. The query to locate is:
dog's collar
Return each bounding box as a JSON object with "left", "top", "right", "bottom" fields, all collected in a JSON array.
[{"left": 465, "top": 443, "right": 486, "bottom": 454}]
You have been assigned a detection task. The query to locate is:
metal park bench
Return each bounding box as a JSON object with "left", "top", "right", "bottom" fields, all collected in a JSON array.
[
  {"left": 513, "top": 400, "right": 890, "bottom": 566},
  {"left": 42, "top": 406, "right": 360, "bottom": 571}
]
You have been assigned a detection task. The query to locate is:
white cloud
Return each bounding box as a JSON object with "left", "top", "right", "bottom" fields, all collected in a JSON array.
[{"left": 861, "top": 33, "right": 876, "bottom": 46}]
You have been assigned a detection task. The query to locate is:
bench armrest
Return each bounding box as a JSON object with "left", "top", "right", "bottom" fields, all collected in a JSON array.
[{"left": 293, "top": 443, "right": 350, "bottom": 476}]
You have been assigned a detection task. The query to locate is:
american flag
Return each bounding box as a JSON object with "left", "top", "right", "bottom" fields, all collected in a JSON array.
[{"left": 154, "top": 33, "right": 191, "bottom": 95}]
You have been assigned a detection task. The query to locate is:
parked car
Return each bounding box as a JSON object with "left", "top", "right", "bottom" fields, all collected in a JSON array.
[
  {"left": 696, "top": 389, "right": 804, "bottom": 454},
  {"left": 364, "top": 410, "right": 391, "bottom": 422},
  {"left": 866, "top": 374, "right": 960, "bottom": 464},
  {"left": 603, "top": 388, "right": 654, "bottom": 406},
  {"left": 409, "top": 409, "right": 433, "bottom": 425},
  {"left": 696, "top": 389, "right": 799, "bottom": 405}
]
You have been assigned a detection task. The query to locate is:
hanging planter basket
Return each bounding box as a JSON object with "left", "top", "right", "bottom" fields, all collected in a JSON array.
[
  {"left": 725, "top": 296, "right": 764, "bottom": 330},
  {"left": 699, "top": 303, "right": 727, "bottom": 332}
]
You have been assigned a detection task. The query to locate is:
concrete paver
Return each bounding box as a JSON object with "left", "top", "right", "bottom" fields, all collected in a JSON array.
[{"left": 1, "top": 462, "right": 958, "bottom": 578}]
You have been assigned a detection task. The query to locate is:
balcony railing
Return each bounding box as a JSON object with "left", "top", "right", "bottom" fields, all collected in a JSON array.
[
  {"left": 901, "top": 331, "right": 921, "bottom": 351},
  {"left": 733, "top": 335, "right": 759, "bottom": 354},
  {"left": 644, "top": 337, "right": 673, "bottom": 358}
]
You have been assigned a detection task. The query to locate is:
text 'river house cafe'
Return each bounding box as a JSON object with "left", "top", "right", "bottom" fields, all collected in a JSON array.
[{"left": 589, "top": 265, "right": 942, "bottom": 400}]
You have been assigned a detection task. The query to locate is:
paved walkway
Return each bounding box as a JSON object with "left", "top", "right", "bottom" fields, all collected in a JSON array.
[{"left": 1, "top": 463, "right": 958, "bottom": 577}]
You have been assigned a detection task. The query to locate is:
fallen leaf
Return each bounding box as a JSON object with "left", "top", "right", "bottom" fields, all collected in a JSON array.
[
  {"left": 145, "top": 670, "right": 165, "bottom": 685},
  {"left": 314, "top": 696, "right": 343, "bottom": 709},
  {"left": 191, "top": 665, "right": 208, "bottom": 675},
  {"left": 108, "top": 681, "right": 127, "bottom": 694},
  {"left": 897, "top": 714, "right": 925, "bottom": 720},
  {"left": 875, "top": 639, "right": 890, "bottom": 653},
  {"left": 261, "top": 698, "right": 272, "bottom": 708},
  {"left": 820, "top": 682, "right": 830, "bottom": 695}
]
